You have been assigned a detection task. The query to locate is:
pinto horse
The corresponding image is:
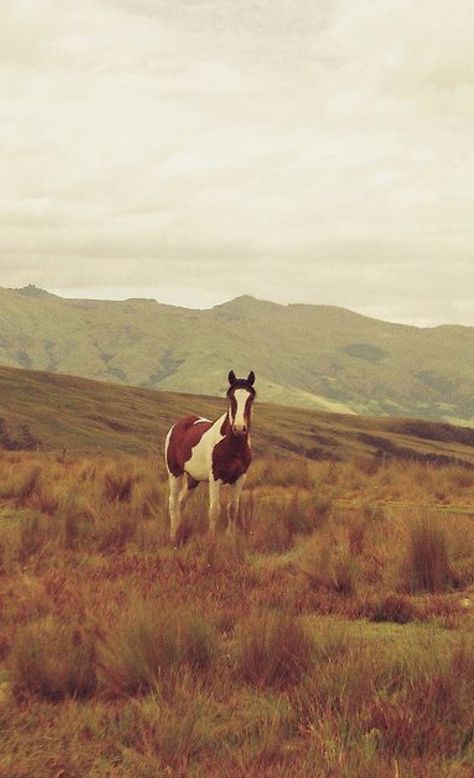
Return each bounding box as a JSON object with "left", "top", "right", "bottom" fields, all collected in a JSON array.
[{"left": 165, "top": 370, "right": 256, "bottom": 543}]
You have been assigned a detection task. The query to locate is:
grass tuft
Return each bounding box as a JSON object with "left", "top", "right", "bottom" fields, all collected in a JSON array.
[
  {"left": 368, "top": 593, "right": 419, "bottom": 624},
  {"left": 404, "top": 514, "right": 451, "bottom": 593},
  {"left": 15, "top": 467, "right": 41, "bottom": 503},
  {"left": 103, "top": 470, "right": 135, "bottom": 503},
  {"left": 236, "top": 610, "right": 314, "bottom": 688},
  {"left": 11, "top": 619, "right": 97, "bottom": 700},
  {"left": 125, "top": 680, "right": 218, "bottom": 772},
  {"left": 100, "top": 602, "right": 217, "bottom": 694}
]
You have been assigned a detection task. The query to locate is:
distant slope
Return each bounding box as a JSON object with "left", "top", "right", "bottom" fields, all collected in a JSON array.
[
  {"left": 0, "top": 285, "right": 473, "bottom": 425},
  {"left": 1, "top": 366, "right": 473, "bottom": 466}
]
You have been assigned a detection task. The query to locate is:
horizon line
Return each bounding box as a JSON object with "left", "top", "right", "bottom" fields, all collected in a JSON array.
[{"left": 4, "top": 283, "right": 472, "bottom": 331}]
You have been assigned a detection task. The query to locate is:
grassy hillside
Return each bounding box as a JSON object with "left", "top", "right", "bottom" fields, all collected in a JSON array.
[
  {"left": 1, "top": 285, "right": 473, "bottom": 425},
  {"left": 1, "top": 366, "right": 473, "bottom": 467}
]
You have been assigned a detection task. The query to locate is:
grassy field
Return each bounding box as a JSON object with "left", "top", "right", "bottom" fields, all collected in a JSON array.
[
  {"left": 0, "top": 440, "right": 474, "bottom": 775},
  {"left": 0, "top": 368, "right": 474, "bottom": 775}
]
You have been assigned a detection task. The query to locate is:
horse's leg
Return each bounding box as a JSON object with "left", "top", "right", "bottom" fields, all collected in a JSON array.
[
  {"left": 208, "top": 477, "right": 221, "bottom": 536},
  {"left": 168, "top": 473, "right": 184, "bottom": 544},
  {"left": 178, "top": 476, "right": 193, "bottom": 519},
  {"left": 226, "top": 474, "right": 246, "bottom": 535}
]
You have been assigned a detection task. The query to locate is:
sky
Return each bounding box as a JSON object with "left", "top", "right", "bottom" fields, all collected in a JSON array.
[{"left": 1, "top": 0, "right": 473, "bottom": 326}]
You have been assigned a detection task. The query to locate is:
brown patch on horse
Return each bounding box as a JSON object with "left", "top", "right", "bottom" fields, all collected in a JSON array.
[
  {"left": 212, "top": 415, "right": 252, "bottom": 484},
  {"left": 187, "top": 474, "right": 200, "bottom": 489},
  {"left": 166, "top": 415, "right": 213, "bottom": 477}
]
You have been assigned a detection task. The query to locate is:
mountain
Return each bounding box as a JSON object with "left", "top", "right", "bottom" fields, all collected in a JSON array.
[
  {"left": 0, "top": 285, "right": 473, "bottom": 425},
  {"left": 1, "top": 365, "right": 473, "bottom": 466}
]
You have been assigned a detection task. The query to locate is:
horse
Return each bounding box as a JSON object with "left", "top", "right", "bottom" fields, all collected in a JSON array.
[{"left": 164, "top": 370, "right": 256, "bottom": 543}]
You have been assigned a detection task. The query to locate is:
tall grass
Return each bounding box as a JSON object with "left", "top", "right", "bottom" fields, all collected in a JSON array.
[
  {"left": 249, "top": 458, "right": 315, "bottom": 489},
  {"left": 0, "top": 451, "right": 473, "bottom": 775},
  {"left": 247, "top": 491, "right": 326, "bottom": 553},
  {"left": 404, "top": 514, "right": 451, "bottom": 593},
  {"left": 299, "top": 528, "right": 357, "bottom": 596},
  {"left": 103, "top": 469, "right": 136, "bottom": 503},
  {"left": 117, "top": 679, "right": 219, "bottom": 773},
  {"left": 236, "top": 610, "right": 314, "bottom": 688},
  {"left": 100, "top": 602, "right": 217, "bottom": 694},
  {"left": 11, "top": 619, "right": 97, "bottom": 700},
  {"left": 231, "top": 694, "right": 296, "bottom": 771},
  {"left": 294, "top": 635, "right": 474, "bottom": 762}
]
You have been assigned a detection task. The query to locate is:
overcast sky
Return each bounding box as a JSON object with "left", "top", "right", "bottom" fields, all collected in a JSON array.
[{"left": 1, "top": 0, "right": 473, "bottom": 326}]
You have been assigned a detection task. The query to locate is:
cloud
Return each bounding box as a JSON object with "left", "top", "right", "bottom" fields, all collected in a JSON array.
[{"left": 0, "top": 0, "right": 473, "bottom": 325}]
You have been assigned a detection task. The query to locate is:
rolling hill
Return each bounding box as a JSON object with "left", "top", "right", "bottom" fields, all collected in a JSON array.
[
  {"left": 1, "top": 365, "right": 473, "bottom": 467},
  {"left": 0, "top": 285, "right": 473, "bottom": 425}
]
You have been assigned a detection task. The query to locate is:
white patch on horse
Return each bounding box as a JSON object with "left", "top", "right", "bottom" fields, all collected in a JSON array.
[
  {"left": 184, "top": 413, "right": 227, "bottom": 483},
  {"left": 231, "top": 388, "right": 250, "bottom": 433},
  {"left": 193, "top": 417, "right": 211, "bottom": 425},
  {"left": 164, "top": 424, "right": 175, "bottom": 476}
]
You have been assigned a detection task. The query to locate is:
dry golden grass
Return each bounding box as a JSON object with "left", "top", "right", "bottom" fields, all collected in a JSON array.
[{"left": 0, "top": 449, "right": 473, "bottom": 776}]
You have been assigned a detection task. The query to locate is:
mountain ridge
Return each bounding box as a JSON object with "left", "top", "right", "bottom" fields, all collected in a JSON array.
[{"left": 0, "top": 285, "right": 473, "bottom": 425}]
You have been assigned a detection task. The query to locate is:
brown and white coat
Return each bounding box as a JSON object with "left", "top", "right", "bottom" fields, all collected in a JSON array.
[{"left": 165, "top": 371, "right": 256, "bottom": 543}]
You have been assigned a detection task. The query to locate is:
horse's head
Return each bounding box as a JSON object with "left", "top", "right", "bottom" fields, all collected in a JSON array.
[{"left": 226, "top": 370, "right": 256, "bottom": 436}]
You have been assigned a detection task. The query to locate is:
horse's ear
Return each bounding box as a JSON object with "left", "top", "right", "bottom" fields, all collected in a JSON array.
[
  {"left": 228, "top": 370, "right": 237, "bottom": 386},
  {"left": 247, "top": 370, "right": 255, "bottom": 386}
]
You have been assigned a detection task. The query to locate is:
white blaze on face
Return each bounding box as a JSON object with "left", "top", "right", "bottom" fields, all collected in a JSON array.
[{"left": 231, "top": 388, "right": 251, "bottom": 433}]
